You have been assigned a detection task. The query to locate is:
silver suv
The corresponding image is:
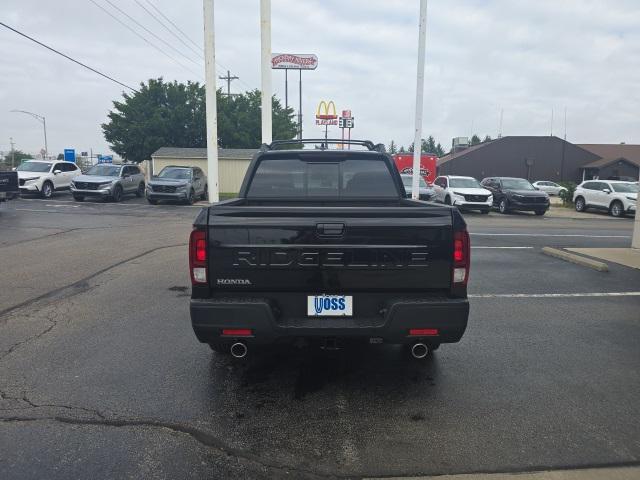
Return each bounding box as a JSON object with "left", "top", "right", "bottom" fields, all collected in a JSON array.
[
  {"left": 146, "top": 166, "right": 208, "bottom": 205},
  {"left": 71, "top": 164, "right": 145, "bottom": 202}
]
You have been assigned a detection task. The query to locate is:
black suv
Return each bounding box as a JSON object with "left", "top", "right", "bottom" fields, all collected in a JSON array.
[{"left": 481, "top": 177, "right": 550, "bottom": 216}]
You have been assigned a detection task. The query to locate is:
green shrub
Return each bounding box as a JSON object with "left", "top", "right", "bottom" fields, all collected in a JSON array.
[{"left": 558, "top": 182, "right": 577, "bottom": 206}]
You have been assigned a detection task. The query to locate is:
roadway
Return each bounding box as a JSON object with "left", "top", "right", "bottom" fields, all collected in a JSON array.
[{"left": 1, "top": 195, "right": 638, "bottom": 479}]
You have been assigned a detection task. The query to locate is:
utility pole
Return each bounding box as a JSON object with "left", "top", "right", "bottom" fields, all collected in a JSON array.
[
  {"left": 10, "top": 137, "right": 16, "bottom": 169},
  {"left": 550, "top": 108, "right": 554, "bottom": 136},
  {"left": 203, "top": 0, "right": 219, "bottom": 203},
  {"left": 260, "top": 0, "right": 272, "bottom": 145},
  {"left": 218, "top": 70, "right": 238, "bottom": 97},
  {"left": 411, "top": 0, "right": 428, "bottom": 200},
  {"left": 498, "top": 108, "right": 503, "bottom": 138}
]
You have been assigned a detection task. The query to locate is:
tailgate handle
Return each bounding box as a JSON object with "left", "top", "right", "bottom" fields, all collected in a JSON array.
[{"left": 317, "top": 223, "right": 345, "bottom": 236}]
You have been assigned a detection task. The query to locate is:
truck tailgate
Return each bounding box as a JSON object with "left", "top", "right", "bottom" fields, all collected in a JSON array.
[{"left": 207, "top": 205, "right": 453, "bottom": 292}]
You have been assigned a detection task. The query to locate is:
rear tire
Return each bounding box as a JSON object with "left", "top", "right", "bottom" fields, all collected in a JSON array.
[
  {"left": 201, "top": 185, "right": 208, "bottom": 201},
  {"left": 147, "top": 198, "right": 158, "bottom": 205},
  {"left": 186, "top": 189, "right": 195, "bottom": 205},
  {"left": 444, "top": 196, "right": 451, "bottom": 205},
  {"left": 575, "top": 196, "right": 586, "bottom": 212},
  {"left": 135, "top": 182, "right": 145, "bottom": 198},
  {"left": 73, "top": 195, "right": 84, "bottom": 202},
  {"left": 481, "top": 209, "right": 490, "bottom": 214},
  {"left": 535, "top": 210, "right": 546, "bottom": 216},
  {"left": 610, "top": 200, "right": 625, "bottom": 217},
  {"left": 499, "top": 198, "right": 509, "bottom": 214}
]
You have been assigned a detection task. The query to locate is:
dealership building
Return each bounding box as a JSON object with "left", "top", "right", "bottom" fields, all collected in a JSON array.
[{"left": 437, "top": 136, "right": 640, "bottom": 183}]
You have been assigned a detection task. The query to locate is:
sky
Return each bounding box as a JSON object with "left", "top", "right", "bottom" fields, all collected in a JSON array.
[{"left": 1, "top": 0, "right": 639, "bottom": 157}]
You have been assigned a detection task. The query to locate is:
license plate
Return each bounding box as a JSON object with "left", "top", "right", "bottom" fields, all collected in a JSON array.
[{"left": 307, "top": 295, "right": 353, "bottom": 316}]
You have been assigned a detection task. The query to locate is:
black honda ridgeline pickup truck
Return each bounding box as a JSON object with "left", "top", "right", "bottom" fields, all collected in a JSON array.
[{"left": 189, "top": 140, "right": 470, "bottom": 359}]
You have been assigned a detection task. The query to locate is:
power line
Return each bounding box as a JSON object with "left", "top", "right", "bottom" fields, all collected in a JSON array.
[
  {"left": 88, "top": 0, "right": 203, "bottom": 80},
  {"left": 143, "top": 0, "right": 203, "bottom": 53},
  {"left": 133, "top": 0, "right": 202, "bottom": 59},
  {"left": 0, "top": 21, "right": 138, "bottom": 92},
  {"left": 141, "top": 0, "right": 254, "bottom": 91},
  {"left": 102, "top": 0, "right": 202, "bottom": 67}
]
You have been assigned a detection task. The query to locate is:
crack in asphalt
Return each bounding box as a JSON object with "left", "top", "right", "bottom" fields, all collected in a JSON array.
[
  {"left": 0, "top": 225, "right": 130, "bottom": 249},
  {"left": 0, "top": 317, "right": 56, "bottom": 362},
  {"left": 0, "top": 390, "right": 106, "bottom": 419},
  {"left": 0, "top": 414, "right": 345, "bottom": 479},
  {"left": 0, "top": 243, "right": 187, "bottom": 321}
]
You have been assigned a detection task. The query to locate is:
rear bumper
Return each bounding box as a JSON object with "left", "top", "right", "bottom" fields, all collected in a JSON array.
[{"left": 190, "top": 296, "right": 469, "bottom": 346}]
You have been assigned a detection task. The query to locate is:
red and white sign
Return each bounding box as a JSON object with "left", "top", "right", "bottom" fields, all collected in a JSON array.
[
  {"left": 271, "top": 53, "right": 318, "bottom": 70},
  {"left": 392, "top": 154, "right": 437, "bottom": 184}
]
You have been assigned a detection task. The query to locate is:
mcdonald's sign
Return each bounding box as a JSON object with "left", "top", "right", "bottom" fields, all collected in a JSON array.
[{"left": 315, "top": 100, "right": 338, "bottom": 125}]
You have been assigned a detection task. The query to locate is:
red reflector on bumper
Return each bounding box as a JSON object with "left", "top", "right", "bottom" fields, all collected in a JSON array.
[
  {"left": 409, "top": 328, "right": 439, "bottom": 336},
  {"left": 222, "top": 329, "right": 252, "bottom": 337}
]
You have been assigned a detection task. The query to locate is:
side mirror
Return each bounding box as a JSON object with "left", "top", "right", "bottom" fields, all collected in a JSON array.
[
  {"left": 122, "top": 173, "right": 130, "bottom": 178},
  {"left": 53, "top": 170, "right": 62, "bottom": 175},
  {"left": 603, "top": 188, "right": 611, "bottom": 194}
]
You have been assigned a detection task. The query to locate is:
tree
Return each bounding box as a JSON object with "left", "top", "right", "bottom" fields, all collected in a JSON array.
[
  {"left": 56, "top": 153, "right": 64, "bottom": 160},
  {"left": 102, "top": 78, "right": 297, "bottom": 162},
  {"left": 470, "top": 134, "right": 481, "bottom": 145},
  {"left": 217, "top": 89, "right": 296, "bottom": 149},
  {"left": 2, "top": 150, "right": 32, "bottom": 167},
  {"left": 399, "top": 146, "right": 406, "bottom": 153},
  {"left": 408, "top": 143, "right": 415, "bottom": 153},
  {"left": 435, "top": 142, "right": 445, "bottom": 157},
  {"left": 421, "top": 135, "right": 438, "bottom": 154},
  {"left": 388, "top": 140, "right": 397, "bottom": 154},
  {"left": 483, "top": 135, "right": 492, "bottom": 143}
]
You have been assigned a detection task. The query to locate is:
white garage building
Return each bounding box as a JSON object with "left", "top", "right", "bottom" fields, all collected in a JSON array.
[{"left": 150, "top": 147, "right": 258, "bottom": 194}]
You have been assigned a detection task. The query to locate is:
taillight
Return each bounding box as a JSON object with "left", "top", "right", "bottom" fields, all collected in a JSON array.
[
  {"left": 409, "top": 328, "right": 439, "bottom": 336},
  {"left": 189, "top": 229, "right": 207, "bottom": 285},
  {"left": 452, "top": 229, "right": 470, "bottom": 285},
  {"left": 222, "top": 329, "right": 252, "bottom": 337}
]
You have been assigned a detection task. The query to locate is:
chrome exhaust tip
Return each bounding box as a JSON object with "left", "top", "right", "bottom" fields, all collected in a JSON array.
[
  {"left": 230, "top": 342, "right": 247, "bottom": 358},
  {"left": 411, "top": 343, "right": 429, "bottom": 359}
]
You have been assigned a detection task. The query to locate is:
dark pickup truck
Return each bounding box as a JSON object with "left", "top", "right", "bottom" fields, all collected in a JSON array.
[
  {"left": 0, "top": 171, "right": 20, "bottom": 206},
  {"left": 189, "top": 140, "right": 470, "bottom": 359}
]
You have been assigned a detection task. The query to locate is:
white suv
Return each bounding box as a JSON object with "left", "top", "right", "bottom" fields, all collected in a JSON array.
[
  {"left": 573, "top": 180, "right": 637, "bottom": 217},
  {"left": 432, "top": 175, "right": 493, "bottom": 213},
  {"left": 16, "top": 160, "right": 82, "bottom": 199}
]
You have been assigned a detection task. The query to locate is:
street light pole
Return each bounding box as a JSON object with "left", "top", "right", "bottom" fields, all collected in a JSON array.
[
  {"left": 203, "top": 0, "right": 219, "bottom": 203},
  {"left": 10, "top": 110, "right": 48, "bottom": 159},
  {"left": 411, "top": 0, "right": 428, "bottom": 200},
  {"left": 260, "top": 0, "right": 272, "bottom": 145}
]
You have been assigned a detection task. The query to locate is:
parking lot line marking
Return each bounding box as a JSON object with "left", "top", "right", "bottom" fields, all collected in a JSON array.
[
  {"left": 471, "top": 233, "right": 631, "bottom": 238},
  {"left": 472, "top": 246, "right": 533, "bottom": 249},
  {"left": 469, "top": 292, "right": 640, "bottom": 298},
  {"left": 15, "top": 208, "right": 70, "bottom": 213},
  {"left": 45, "top": 204, "right": 80, "bottom": 208}
]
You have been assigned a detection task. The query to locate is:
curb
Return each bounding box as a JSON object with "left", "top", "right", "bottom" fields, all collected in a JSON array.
[{"left": 542, "top": 247, "right": 609, "bottom": 272}]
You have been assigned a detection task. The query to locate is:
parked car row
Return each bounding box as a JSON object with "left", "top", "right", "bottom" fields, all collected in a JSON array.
[
  {"left": 403, "top": 173, "right": 551, "bottom": 216},
  {"left": 12, "top": 160, "right": 208, "bottom": 205}
]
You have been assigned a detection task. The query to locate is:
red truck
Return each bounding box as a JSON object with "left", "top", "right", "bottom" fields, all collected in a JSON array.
[{"left": 392, "top": 153, "right": 437, "bottom": 184}]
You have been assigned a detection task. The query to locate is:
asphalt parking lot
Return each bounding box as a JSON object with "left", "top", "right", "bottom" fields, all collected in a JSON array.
[{"left": 1, "top": 193, "right": 639, "bottom": 479}]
